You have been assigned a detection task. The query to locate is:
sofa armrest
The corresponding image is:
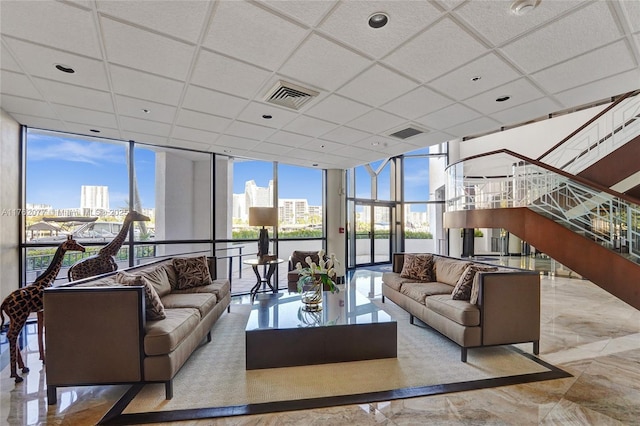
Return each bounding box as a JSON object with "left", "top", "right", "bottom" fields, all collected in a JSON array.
[
  {"left": 477, "top": 272, "right": 540, "bottom": 346},
  {"left": 44, "top": 286, "right": 145, "bottom": 387}
]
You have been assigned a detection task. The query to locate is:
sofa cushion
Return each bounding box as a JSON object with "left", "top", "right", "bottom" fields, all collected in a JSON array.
[
  {"left": 172, "top": 256, "right": 213, "bottom": 290},
  {"left": 171, "top": 279, "right": 230, "bottom": 301},
  {"left": 425, "top": 294, "right": 480, "bottom": 326},
  {"left": 434, "top": 257, "right": 472, "bottom": 286},
  {"left": 400, "top": 282, "right": 454, "bottom": 304},
  {"left": 470, "top": 268, "right": 499, "bottom": 305},
  {"left": 115, "top": 274, "right": 166, "bottom": 320},
  {"left": 452, "top": 264, "right": 499, "bottom": 301},
  {"left": 400, "top": 254, "right": 435, "bottom": 282},
  {"left": 161, "top": 293, "right": 217, "bottom": 318},
  {"left": 116, "top": 266, "right": 171, "bottom": 298},
  {"left": 381, "top": 272, "right": 417, "bottom": 292},
  {"left": 144, "top": 308, "right": 200, "bottom": 356}
]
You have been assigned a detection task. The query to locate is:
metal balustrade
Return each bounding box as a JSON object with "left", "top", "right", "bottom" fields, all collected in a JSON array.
[{"left": 446, "top": 151, "right": 640, "bottom": 263}]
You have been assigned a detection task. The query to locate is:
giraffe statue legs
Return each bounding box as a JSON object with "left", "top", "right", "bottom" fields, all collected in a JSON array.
[
  {"left": 37, "top": 311, "right": 45, "bottom": 363},
  {"left": 6, "top": 311, "right": 31, "bottom": 383}
]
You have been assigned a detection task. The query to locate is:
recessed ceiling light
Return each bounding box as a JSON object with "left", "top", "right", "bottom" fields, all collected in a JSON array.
[
  {"left": 142, "top": 109, "right": 150, "bottom": 114},
  {"left": 371, "top": 141, "right": 380, "bottom": 146},
  {"left": 510, "top": 0, "right": 540, "bottom": 16},
  {"left": 55, "top": 64, "right": 75, "bottom": 74},
  {"left": 496, "top": 96, "right": 511, "bottom": 102},
  {"left": 262, "top": 114, "right": 272, "bottom": 119},
  {"left": 471, "top": 76, "right": 481, "bottom": 82},
  {"left": 312, "top": 163, "right": 318, "bottom": 167},
  {"left": 89, "top": 129, "right": 100, "bottom": 133},
  {"left": 368, "top": 12, "right": 389, "bottom": 29},
  {"left": 223, "top": 149, "right": 231, "bottom": 153}
]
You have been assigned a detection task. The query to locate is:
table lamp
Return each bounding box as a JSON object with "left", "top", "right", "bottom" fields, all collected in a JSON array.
[{"left": 249, "top": 207, "right": 277, "bottom": 258}]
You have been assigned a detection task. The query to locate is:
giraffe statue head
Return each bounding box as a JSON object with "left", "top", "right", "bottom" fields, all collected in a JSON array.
[
  {"left": 125, "top": 210, "right": 150, "bottom": 223},
  {"left": 60, "top": 234, "right": 86, "bottom": 254}
]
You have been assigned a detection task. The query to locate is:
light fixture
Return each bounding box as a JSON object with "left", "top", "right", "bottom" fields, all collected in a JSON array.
[
  {"left": 262, "top": 114, "right": 272, "bottom": 119},
  {"left": 249, "top": 207, "right": 277, "bottom": 258},
  {"left": 89, "top": 129, "right": 100, "bottom": 133},
  {"left": 496, "top": 95, "right": 511, "bottom": 102},
  {"left": 471, "top": 76, "right": 481, "bottom": 82},
  {"left": 510, "top": 0, "right": 540, "bottom": 16},
  {"left": 142, "top": 109, "right": 151, "bottom": 114},
  {"left": 55, "top": 64, "right": 75, "bottom": 74},
  {"left": 368, "top": 12, "right": 389, "bottom": 29}
]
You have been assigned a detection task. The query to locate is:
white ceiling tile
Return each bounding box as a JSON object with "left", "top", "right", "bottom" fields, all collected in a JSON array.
[
  {"left": 338, "top": 65, "right": 416, "bottom": 107},
  {"left": 225, "top": 121, "right": 275, "bottom": 141},
  {"left": 554, "top": 69, "right": 640, "bottom": 108},
  {"left": 305, "top": 95, "right": 370, "bottom": 124},
  {"left": 500, "top": 2, "right": 622, "bottom": 73},
  {"left": 406, "top": 131, "right": 456, "bottom": 148},
  {"left": 191, "top": 50, "right": 272, "bottom": 99},
  {"left": 454, "top": 0, "right": 583, "bottom": 46},
  {"left": 320, "top": 126, "right": 371, "bottom": 144},
  {"left": 176, "top": 109, "right": 231, "bottom": 133},
  {"left": 9, "top": 113, "right": 66, "bottom": 132},
  {"left": 203, "top": 1, "right": 307, "bottom": 70},
  {"left": 3, "top": 38, "right": 110, "bottom": 91},
  {"left": 283, "top": 115, "right": 336, "bottom": 137},
  {"left": 0, "top": 1, "right": 102, "bottom": 58},
  {"left": 351, "top": 135, "right": 400, "bottom": 151},
  {"left": 182, "top": 85, "right": 247, "bottom": 118},
  {"left": 110, "top": 65, "right": 184, "bottom": 105},
  {"left": 266, "top": 130, "right": 312, "bottom": 148},
  {"left": 53, "top": 104, "right": 118, "bottom": 128},
  {"left": 380, "top": 87, "right": 453, "bottom": 120},
  {"left": 621, "top": 0, "right": 640, "bottom": 32},
  {"left": 1, "top": 70, "right": 42, "bottom": 99},
  {"left": 247, "top": 141, "right": 294, "bottom": 157},
  {"left": 463, "top": 79, "right": 545, "bottom": 115},
  {"left": 436, "top": 0, "right": 465, "bottom": 11},
  {"left": 384, "top": 18, "right": 487, "bottom": 83},
  {"left": 299, "top": 139, "right": 347, "bottom": 154},
  {"left": 214, "top": 135, "right": 260, "bottom": 151},
  {"left": 172, "top": 126, "right": 218, "bottom": 144},
  {"left": 428, "top": 53, "right": 521, "bottom": 101},
  {"left": 415, "top": 103, "right": 481, "bottom": 129},
  {"left": 0, "top": 94, "right": 58, "bottom": 118},
  {"left": 96, "top": 0, "right": 209, "bottom": 43},
  {"left": 120, "top": 116, "right": 171, "bottom": 137},
  {"left": 115, "top": 95, "right": 176, "bottom": 123},
  {"left": 379, "top": 140, "right": 421, "bottom": 157},
  {"left": 444, "top": 116, "right": 501, "bottom": 138},
  {"left": 236, "top": 101, "right": 299, "bottom": 128},
  {"left": 121, "top": 131, "right": 169, "bottom": 146},
  {"left": 279, "top": 34, "right": 370, "bottom": 92},
  {"left": 101, "top": 17, "right": 195, "bottom": 81},
  {"left": 63, "top": 123, "right": 121, "bottom": 140},
  {"left": 532, "top": 41, "right": 635, "bottom": 94},
  {"left": 169, "top": 139, "right": 211, "bottom": 152},
  {"left": 346, "top": 109, "right": 406, "bottom": 134},
  {"left": 259, "top": 0, "right": 336, "bottom": 27},
  {"left": 34, "top": 78, "right": 114, "bottom": 113},
  {"left": 0, "top": 46, "right": 22, "bottom": 72},
  {"left": 318, "top": 1, "right": 442, "bottom": 58},
  {"left": 490, "top": 97, "right": 561, "bottom": 126},
  {"left": 334, "top": 145, "right": 385, "bottom": 163}
]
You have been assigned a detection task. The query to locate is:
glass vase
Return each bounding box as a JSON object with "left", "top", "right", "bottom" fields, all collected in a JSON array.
[{"left": 301, "top": 280, "right": 323, "bottom": 312}]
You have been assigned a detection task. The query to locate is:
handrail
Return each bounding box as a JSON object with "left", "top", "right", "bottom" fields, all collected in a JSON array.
[{"left": 537, "top": 90, "right": 638, "bottom": 161}]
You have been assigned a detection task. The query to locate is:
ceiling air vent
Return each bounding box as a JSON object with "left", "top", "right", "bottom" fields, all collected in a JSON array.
[
  {"left": 388, "top": 126, "right": 427, "bottom": 140},
  {"left": 264, "top": 80, "right": 319, "bottom": 111}
]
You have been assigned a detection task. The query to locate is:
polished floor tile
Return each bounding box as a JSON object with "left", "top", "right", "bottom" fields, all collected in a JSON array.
[{"left": 1, "top": 271, "right": 639, "bottom": 425}]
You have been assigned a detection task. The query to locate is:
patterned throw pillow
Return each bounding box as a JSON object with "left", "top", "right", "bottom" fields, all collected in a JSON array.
[
  {"left": 400, "top": 254, "right": 435, "bottom": 282},
  {"left": 452, "top": 265, "right": 498, "bottom": 302},
  {"left": 116, "top": 274, "right": 166, "bottom": 320},
  {"left": 172, "top": 256, "right": 213, "bottom": 290}
]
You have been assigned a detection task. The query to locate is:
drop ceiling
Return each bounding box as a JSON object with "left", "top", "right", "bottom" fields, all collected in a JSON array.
[{"left": 1, "top": 0, "right": 639, "bottom": 169}]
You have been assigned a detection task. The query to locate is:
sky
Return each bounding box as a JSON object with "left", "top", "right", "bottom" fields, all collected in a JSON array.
[{"left": 26, "top": 131, "right": 432, "bottom": 211}]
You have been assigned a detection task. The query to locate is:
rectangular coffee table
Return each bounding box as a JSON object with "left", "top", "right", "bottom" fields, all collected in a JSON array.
[{"left": 245, "top": 285, "right": 397, "bottom": 370}]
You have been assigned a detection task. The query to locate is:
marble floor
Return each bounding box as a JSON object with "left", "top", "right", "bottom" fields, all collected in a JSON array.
[{"left": 1, "top": 270, "right": 639, "bottom": 425}]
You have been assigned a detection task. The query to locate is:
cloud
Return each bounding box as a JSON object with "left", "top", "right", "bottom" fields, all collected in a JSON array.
[{"left": 28, "top": 135, "right": 125, "bottom": 165}]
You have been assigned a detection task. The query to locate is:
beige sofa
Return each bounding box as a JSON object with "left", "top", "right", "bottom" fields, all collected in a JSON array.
[
  {"left": 44, "top": 256, "right": 230, "bottom": 404},
  {"left": 382, "top": 253, "right": 540, "bottom": 362}
]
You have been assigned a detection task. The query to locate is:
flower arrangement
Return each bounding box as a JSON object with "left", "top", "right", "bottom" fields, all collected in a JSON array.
[{"left": 296, "top": 250, "right": 340, "bottom": 294}]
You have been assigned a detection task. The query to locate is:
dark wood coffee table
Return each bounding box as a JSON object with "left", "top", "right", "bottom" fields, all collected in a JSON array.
[{"left": 245, "top": 285, "right": 397, "bottom": 370}]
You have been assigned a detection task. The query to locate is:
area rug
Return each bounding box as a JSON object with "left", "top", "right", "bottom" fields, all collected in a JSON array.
[{"left": 100, "top": 298, "right": 569, "bottom": 425}]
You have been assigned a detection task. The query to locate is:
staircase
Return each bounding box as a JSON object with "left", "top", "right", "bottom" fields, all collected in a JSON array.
[{"left": 444, "top": 91, "right": 640, "bottom": 310}]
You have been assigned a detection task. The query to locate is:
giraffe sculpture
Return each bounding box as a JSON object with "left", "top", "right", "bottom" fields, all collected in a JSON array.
[
  {"left": 1, "top": 235, "right": 85, "bottom": 383},
  {"left": 67, "top": 210, "right": 150, "bottom": 281}
]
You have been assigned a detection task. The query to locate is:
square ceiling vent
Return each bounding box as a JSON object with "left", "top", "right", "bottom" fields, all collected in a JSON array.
[
  {"left": 388, "top": 125, "right": 428, "bottom": 140},
  {"left": 264, "top": 80, "right": 319, "bottom": 111}
]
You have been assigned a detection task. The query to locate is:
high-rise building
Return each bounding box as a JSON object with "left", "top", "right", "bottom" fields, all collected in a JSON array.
[{"left": 80, "top": 185, "right": 109, "bottom": 216}]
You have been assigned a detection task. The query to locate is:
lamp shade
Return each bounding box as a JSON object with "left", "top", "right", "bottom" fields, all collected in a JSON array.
[{"left": 249, "top": 207, "right": 277, "bottom": 227}]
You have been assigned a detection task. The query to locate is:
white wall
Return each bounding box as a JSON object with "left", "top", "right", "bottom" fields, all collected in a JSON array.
[
  {"left": 0, "top": 109, "right": 21, "bottom": 300},
  {"left": 326, "top": 169, "right": 346, "bottom": 277}
]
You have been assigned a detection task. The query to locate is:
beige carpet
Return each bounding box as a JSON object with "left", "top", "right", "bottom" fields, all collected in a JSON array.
[{"left": 123, "top": 299, "right": 551, "bottom": 415}]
